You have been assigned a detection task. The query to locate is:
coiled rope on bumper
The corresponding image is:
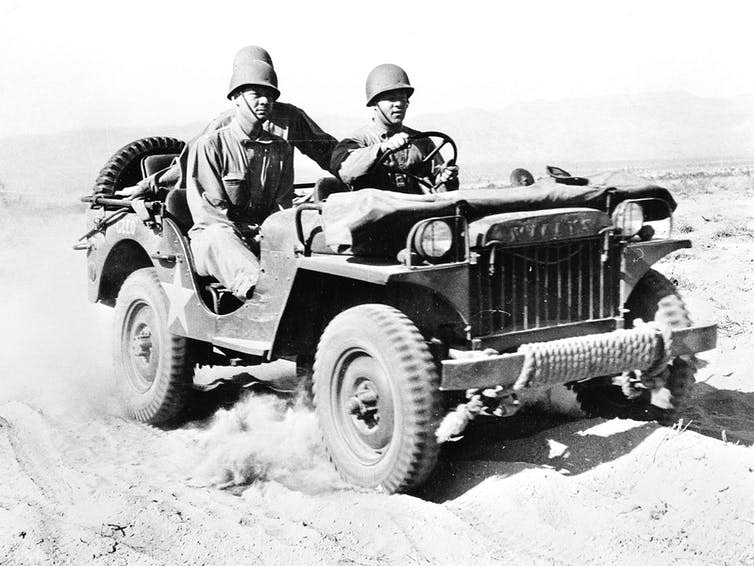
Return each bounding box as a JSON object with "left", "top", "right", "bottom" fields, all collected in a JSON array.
[{"left": 514, "top": 322, "right": 673, "bottom": 390}]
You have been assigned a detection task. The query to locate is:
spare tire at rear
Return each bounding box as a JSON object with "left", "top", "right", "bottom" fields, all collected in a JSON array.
[{"left": 93, "top": 136, "right": 185, "bottom": 194}]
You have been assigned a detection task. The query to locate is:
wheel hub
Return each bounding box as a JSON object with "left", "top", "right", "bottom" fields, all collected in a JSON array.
[
  {"left": 131, "top": 327, "right": 153, "bottom": 363},
  {"left": 346, "top": 382, "right": 380, "bottom": 426},
  {"left": 123, "top": 302, "right": 160, "bottom": 392},
  {"left": 334, "top": 351, "right": 395, "bottom": 462}
]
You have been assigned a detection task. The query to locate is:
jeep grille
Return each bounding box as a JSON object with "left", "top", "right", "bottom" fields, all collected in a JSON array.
[{"left": 472, "top": 237, "right": 621, "bottom": 336}]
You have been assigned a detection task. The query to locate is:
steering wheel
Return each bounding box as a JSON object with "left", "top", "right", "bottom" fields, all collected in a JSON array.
[{"left": 377, "top": 131, "right": 458, "bottom": 194}]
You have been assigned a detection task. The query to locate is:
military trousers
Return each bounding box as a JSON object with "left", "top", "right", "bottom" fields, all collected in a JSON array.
[{"left": 189, "top": 223, "right": 259, "bottom": 300}]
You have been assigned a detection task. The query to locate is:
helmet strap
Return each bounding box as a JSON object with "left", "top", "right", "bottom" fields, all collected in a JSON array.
[
  {"left": 375, "top": 104, "right": 401, "bottom": 133},
  {"left": 235, "top": 91, "right": 267, "bottom": 136}
]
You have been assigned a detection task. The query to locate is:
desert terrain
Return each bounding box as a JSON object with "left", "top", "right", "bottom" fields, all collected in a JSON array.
[{"left": 0, "top": 170, "right": 753, "bottom": 565}]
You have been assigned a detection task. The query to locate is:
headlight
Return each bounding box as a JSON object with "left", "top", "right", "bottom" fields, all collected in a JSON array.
[
  {"left": 612, "top": 201, "right": 644, "bottom": 238},
  {"left": 413, "top": 219, "right": 453, "bottom": 258}
]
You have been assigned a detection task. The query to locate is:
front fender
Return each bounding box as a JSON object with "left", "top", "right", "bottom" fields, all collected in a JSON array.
[
  {"left": 296, "top": 256, "right": 472, "bottom": 324},
  {"left": 621, "top": 238, "right": 691, "bottom": 302},
  {"left": 387, "top": 263, "right": 472, "bottom": 328},
  {"left": 270, "top": 256, "right": 472, "bottom": 357}
]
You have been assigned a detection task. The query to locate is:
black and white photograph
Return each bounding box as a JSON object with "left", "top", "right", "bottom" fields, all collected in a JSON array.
[{"left": 1, "top": 1, "right": 752, "bottom": 564}]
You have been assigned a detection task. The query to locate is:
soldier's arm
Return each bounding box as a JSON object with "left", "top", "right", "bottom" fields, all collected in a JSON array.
[
  {"left": 331, "top": 138, "right": 382, "bottom": 184},
  {"left": 187, "top": 137, "right": 233, "bottom": 224},
  {"left": 289, "top": 107, "right": 338, "bottom": 173},
  {"left": 148, "top": 161, "right": 181, "bottom": 193}
]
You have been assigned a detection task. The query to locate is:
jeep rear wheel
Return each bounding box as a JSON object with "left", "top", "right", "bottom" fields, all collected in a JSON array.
[
  {"left": 574, "top": 269, "right": 696, "bottom": 424},
  {"left": 113, "top": 267, "right": 193, "bottom": 425},
  {"left": 313, "top": 305, "right": 441, "bottom": 493}
]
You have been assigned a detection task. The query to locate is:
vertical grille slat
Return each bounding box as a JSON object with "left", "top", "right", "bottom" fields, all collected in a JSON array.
[
  {"left": 508, "top": 252, "right": 517, "bottom": 330},
  {"left": 580, "top": 250, "right": 586, "bottom": 319},
  {"left": 522, "top": 253, "right": 529, "bottom": 330},
  {"left": 587, "top": 244, "right": 593, "bottom": 320},
  {"left": 555, "top": 247, "right": 562, "bottom": 319},
  {"left": 476, "top": 238, "right": 620, "bottom": 336},
  {"left": 531, "top": 248, "right": 536, "bottom": 328},
  {"left": 543, "top": 247, "right": 549, "bottom": 322},
  {"left": 566, "top": 245, "right": 573, "bottom": 320},
  {"left": 484, "top": 252, "right": 493, "bottom": 331}
]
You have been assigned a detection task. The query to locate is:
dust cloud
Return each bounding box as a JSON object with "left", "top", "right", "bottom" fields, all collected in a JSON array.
[
  {"left": 187, "top": 392, "right": 346, "bottom": 494},
  {"left": 0, "top": 208, "right": 120, "bottom": 418}
]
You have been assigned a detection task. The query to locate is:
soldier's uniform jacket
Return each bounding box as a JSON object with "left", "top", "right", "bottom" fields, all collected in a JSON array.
[
  {"left": 186, "top": 118, "right": 293, "bottom": 232},
  {"left": 331, "top": 120, "right": 458, "bottom": 193}
]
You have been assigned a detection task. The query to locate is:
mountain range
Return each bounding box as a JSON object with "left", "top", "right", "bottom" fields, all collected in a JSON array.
[{"left": 1, "top": 91, "right": 752, "bottom": 198}]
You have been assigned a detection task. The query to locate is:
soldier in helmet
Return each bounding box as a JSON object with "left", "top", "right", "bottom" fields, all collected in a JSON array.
[
  {"left": 330, "top": 64, "right": 459, "bottom": 194},
  {"left": 185, "top": 59, "right": 292, "bottom": 301},
  {"left": 118, "top": 45, "right": 336, "bottom": 198}
]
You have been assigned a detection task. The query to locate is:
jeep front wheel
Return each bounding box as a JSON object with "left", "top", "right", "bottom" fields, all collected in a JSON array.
[
  {"left": 313, "top": 305, "right": 441, "bottom": 493},
  {"left": 574, "top": 269, "right": 696, "bottom": 424},
  {"left": 113, "top": 267, "right": 193, "bottom": 425}
]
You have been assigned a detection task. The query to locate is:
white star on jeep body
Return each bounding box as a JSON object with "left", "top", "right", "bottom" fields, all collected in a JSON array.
[{"left": 161, "top": 263, "right": 193, "bottom": 333}]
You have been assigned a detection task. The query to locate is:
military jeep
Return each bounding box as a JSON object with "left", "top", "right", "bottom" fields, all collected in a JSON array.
[{"left": 78, "top": 134, "right": 716, "bottom": 494}]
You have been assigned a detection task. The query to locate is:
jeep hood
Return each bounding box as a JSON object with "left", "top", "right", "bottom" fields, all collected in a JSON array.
[{"left": 321, "top": 178, "right": 675, "bottom": 256}]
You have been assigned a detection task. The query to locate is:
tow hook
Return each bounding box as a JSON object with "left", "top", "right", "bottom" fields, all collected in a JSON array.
[
  {"left": 464, "top": 386, "right": 522, "bottom": 418},
  {"left": 437, "top": 347, "right": 523, "bottom": 442},
  {"left": 435, "top": 386, "right": 522, "bottom": 443}
]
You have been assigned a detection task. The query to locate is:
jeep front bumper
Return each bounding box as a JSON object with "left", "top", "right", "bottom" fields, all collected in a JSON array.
[{"left": 440, "top": 323, "right": 717, "bottom": 391}]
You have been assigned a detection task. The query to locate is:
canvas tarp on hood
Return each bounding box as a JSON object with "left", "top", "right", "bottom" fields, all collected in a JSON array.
[{"left": 320, "top": 176, "right": 676, "bottom": 256}]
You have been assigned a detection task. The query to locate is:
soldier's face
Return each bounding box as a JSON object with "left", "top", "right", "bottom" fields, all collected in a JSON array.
[
  {"left": 374, "top": 89, "right": 410, "bottom": 126},
  {"left": 236, "top": 87, "right": 276, "bottom": 122}
]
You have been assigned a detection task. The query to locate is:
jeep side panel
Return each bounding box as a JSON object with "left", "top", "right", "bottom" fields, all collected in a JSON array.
[{"left": 88, "top": 209, "right": 295, "bottom": 358}]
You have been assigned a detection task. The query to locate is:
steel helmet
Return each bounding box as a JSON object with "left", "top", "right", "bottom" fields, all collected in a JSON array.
[
  {"left": 365, "top": 63, "right": 414, "bottom": 106},
  {"left": 227, "top": 60, "right": 279, "bottom": 100},
  {"left": 232, "top": 45, "right": 273, "bottom": 70}
]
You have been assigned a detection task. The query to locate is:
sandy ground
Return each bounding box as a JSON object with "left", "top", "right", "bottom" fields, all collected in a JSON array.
[{"left": 1, "top": 176, "right": 753, "bottom": 565}]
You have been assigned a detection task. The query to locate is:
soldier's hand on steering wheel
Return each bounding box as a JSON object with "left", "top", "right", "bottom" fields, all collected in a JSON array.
[
  {"left": 435, "top": 164, "right": 458, "bottom": 185},
  {"left": 379, "top": 132, "right": 410, "bottom": 154},
  {"left": 377, "top": 131, "right": 458, "bottom": 194}
]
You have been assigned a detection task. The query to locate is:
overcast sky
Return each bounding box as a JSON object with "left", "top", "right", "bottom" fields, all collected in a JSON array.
[{"left": 1, "top": 0, "right": 752, "bottom": 137}]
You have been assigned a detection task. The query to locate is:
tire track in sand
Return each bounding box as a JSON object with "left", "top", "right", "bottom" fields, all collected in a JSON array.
[
  {"left": 0, "top": 402, "right": 163, "bottom": 564},
  {"left": 0, "top": 401, "right": 84, "bottom": 564}
]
